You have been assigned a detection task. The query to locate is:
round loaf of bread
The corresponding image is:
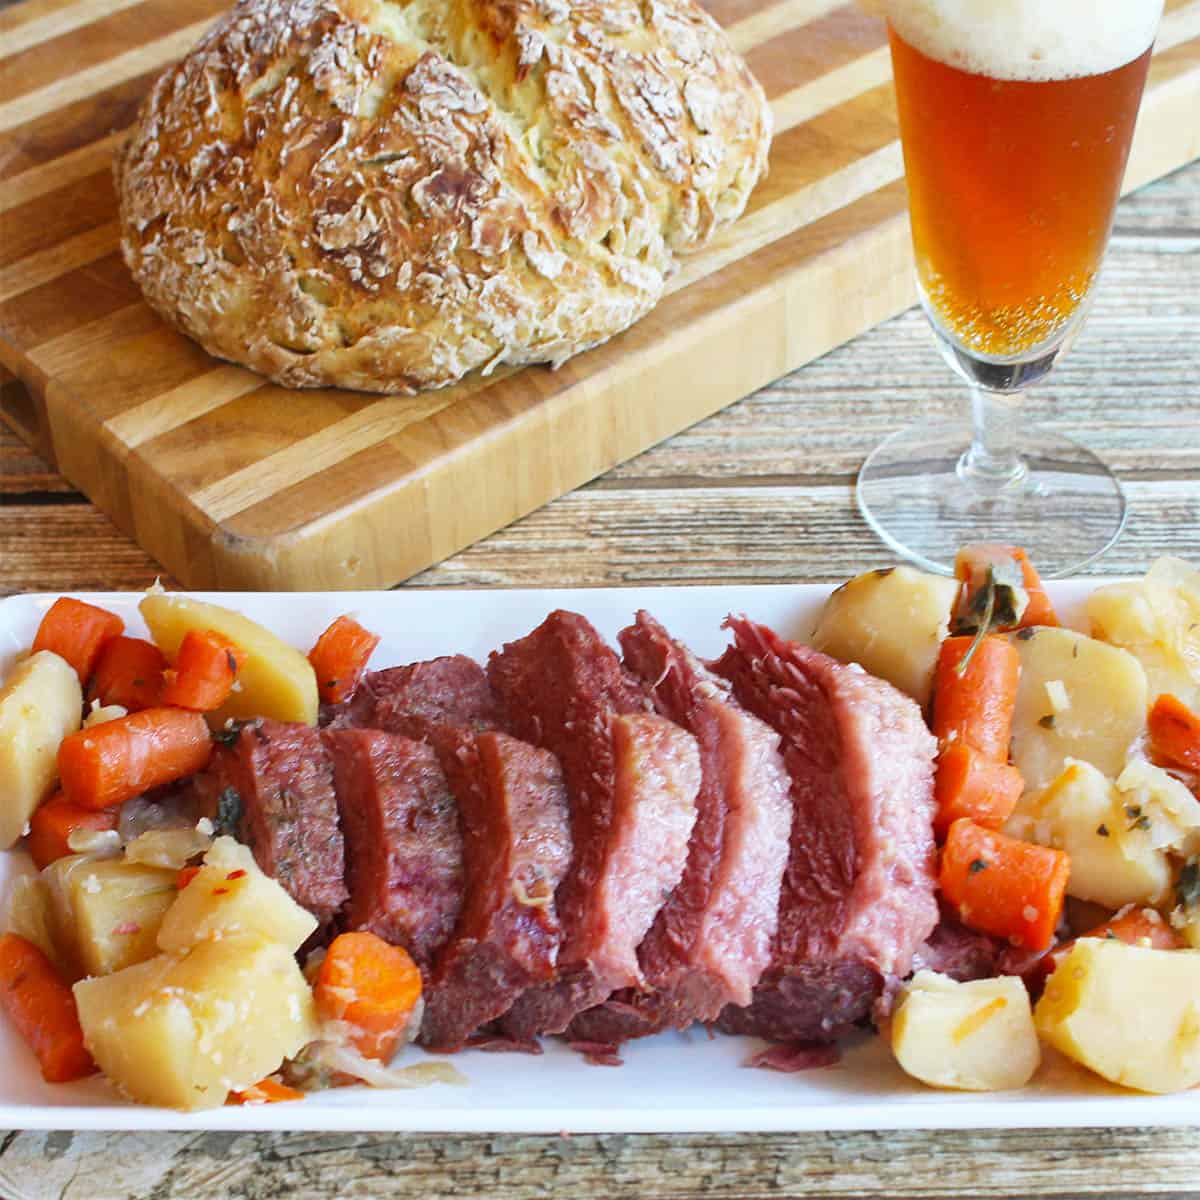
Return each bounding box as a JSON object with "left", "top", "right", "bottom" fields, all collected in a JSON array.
[{"left": 115, "top": 0, "right": 772, "bottom": 394}]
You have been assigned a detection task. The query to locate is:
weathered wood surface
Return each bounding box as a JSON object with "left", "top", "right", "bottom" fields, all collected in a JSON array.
[
  {"left": 2, "top": 0, "right": 1200, "bottom": 1194},
  {"left": 5, "top": 1126, "right": 1200, "bottom": 1200},
  {"left": 1, "top": 0, "right": 1198, "bottom": 588}
]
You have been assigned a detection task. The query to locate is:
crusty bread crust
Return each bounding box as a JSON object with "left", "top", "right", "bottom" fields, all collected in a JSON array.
[{"left": 114, "top": 0, "right": 772, "bottom": 394}]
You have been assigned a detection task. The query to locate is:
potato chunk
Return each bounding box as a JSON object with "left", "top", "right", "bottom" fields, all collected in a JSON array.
[
  {"left": 74, "top": 936, "right": 316, "bottom": 1110},
  {"left": 0, "top": 651, "right": 82, "bottom": 848},
  {"left": 810, "top": 566, "right": 959, "bottom": 707},
  {"left": 891, "top": 971, "right": 1039, "bottom": 1091},
  {"left": 158, "top": 837, "right": 317, "bottom": 954},
  {"left": 4, "top": 874, "right": 61, "bottom": 968},
  {"left": 1035, "top": 938, "right": 1200, "bottom": 1093},
  {"left": 1010, "top": 628, "right": 1148, "bottom": 794},
  {"left": 52, "top": 858, "right": 178, "bottom": 977},
  {"left": 140, "top": 594, "right": 317, "bottom": 725},
  {"left": 1009, "top": 760, "right": 1172, "bottom": 909},
  {"left": 1088, "top": 557, "right": 1200, "bottom": 709}
]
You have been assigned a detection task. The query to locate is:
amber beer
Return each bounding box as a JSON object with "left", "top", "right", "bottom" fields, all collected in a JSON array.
[{"left": 886, "top": 3, "right": 1160, "bottom": 359}]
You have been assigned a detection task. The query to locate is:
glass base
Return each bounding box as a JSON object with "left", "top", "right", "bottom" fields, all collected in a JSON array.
[
  {"left": 856, "top": 418, "right": 1127, "bottom": 578},
  {"left": 920, "top": 281, "right": 1091, "bottom": 394}
]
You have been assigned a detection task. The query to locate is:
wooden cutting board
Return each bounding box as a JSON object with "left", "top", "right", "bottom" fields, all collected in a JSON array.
[{"left": 2, "top": 0, "right": 1199, "bottom": 590}]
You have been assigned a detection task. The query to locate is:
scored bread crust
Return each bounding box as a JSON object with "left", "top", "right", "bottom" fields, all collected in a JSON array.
[{"left": 115, "top": 0, "right": 772, "bottom": 394}]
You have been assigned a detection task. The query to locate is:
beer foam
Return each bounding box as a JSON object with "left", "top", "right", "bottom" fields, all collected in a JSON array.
[{"left": 882, "top": 0, "right": 1162, "bottom": 81}]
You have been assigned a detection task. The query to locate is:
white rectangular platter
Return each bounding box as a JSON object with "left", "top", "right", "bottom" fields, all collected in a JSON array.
[{"left": 1, "top": 578, "right": 1193, "bottom": 1133}]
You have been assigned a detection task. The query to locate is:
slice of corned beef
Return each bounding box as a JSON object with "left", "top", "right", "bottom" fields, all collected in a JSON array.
[
  {"left": 487, "top": 611, "right": 701, "bottom": 1039},
  {"left": 324, "top": 728, "right": 462, "bottom": 967},
  {"left": 419, "top": 731, "right": 572, "bottom": 1052},
  {"left": 568, "top": 611, "right": 792, "bottom": 1043},
  {"left": 323, "top": 655, "right": 504, "bottom": 739},
  {"left": 196, "top": 720, "right": 347, "bottom": 930},
  {"left": 712, "top": 617, "right": 938, "bottom": 1043}
]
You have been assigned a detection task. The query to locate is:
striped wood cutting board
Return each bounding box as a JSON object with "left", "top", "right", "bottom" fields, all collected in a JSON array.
[{"left": 2, "top": 0, "right": 1199, "bottom": 590}]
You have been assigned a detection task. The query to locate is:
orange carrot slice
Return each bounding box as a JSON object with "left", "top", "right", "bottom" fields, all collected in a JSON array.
[
  {"left": 27, "top": 792, "right": 119, "bottom": 870},
  {"left": 939, "top": 818, "right": 1070, "bottom": 952},
  {"left": 0, "top": 933, "right": 96, "bottom": 1083},
  {"left": 160, "top": 630, "right": 247, "bottom": 712},
  {"left": 31, "top": 597, "right": 123, "bottom": 684},
  {"left": 88, "top": 636, "right": 167, "bottom": 712},
  {"left": 308, "top": 616, "right": 381, "bottom": 705},
  {"left": 57, "top": 707, "right": 213, "bottom": 810},
  {"left": 1148, "top": 694, "right": 1200, "bottom": 774},
  {"left": 932, "top": 635, "right": 1021, "bottom": 762},
  {"left": 934, "top": 743, "right": 1024, "bottom": 838},
  {"left": 314, "top": 931, "right": 422, "bottom": 1062}
]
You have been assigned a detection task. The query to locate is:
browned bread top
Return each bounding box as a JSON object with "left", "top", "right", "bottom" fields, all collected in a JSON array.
[{"left": 115, "top": 0, "right": 772, "bottom": 394}]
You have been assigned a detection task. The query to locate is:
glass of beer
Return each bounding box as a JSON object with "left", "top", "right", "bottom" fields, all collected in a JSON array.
[{"left": 856, "top": 0, "right": 1163, "bottom": 575}]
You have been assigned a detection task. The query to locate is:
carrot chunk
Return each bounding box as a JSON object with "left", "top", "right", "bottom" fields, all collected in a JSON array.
[
  {"left": 932, "top": 635, "right": 1021, "bottom": 761},
  {"left": 939, "top": 818, "right": 1070, "bottom": 952},
  {"left": 88, "top": 636, "right": 167, "bottom": 712},
  {"left": 0, "top": 933, "right": 96, "bottom": 1083},
  {"left": 955, "top": 544, "right": 1059, "bottom": 629},
  {"left": 314, "top": 931, "right": 422, "bottom": 1062},
  {"left": 31, "top": 597, "right": 124, "bottom": 684},
  {"left": 57, "top": 707, "right": 213, "bottom": 810},
  {"left": 308, "top": 616, "right": 381, "bottom": 705},
  {"left": 160, "top": 630, "right": 247, "bottom": 712},
  {"left": 230, "top": 1078, "right": 306, "bottom": 1105},
  {"left": 933, "top": 743, "right": 1024, "bottom": 838},
  {"left": 27, "top": 792, "right": 119, "bottom": 870},
  {"left": 1077, "top": 905, "right": 1184, "bottom": 951},
  {"left": 1148, "top": 694, "right": 1200, "bottom": 774}
]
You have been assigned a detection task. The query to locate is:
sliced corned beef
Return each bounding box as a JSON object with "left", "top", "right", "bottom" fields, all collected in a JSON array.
[
  {"left": 196, "top": 720, "right": 347, "bottom": 930},
  {"left": 568, "top": 611, "right": 792, "bottom": 1043},
  {"left": 712, "top": 617, "right": 938, "bottom": 1043},
  {"left": 419, "top": 731, "right": 572, "bottom": 1052},
  {"left": 324, "top": 728, "right": 463, "bottom": 967},
  {"left": 323, "top": 655, "right": 504, "bottom": 740},
  {"left": 487, "top": 611, "right": 701, "bottom": 1039}
]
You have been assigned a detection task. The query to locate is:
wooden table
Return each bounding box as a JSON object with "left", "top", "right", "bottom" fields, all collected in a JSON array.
[{"left": 2, "top": 5, "right": 1200, "bottom": 1195}]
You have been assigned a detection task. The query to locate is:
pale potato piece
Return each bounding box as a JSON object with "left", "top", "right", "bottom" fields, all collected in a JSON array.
[
  {"left": 61, "top": 859, "right": 178, "bottom": 977},
  {"left": 810, "top": 566, "right": 959, "bottom": 707},
  {"left": 891, "top": 970, "right": 1039, "bottom": 1091},
  {"left": 4, "top": 875, "right": 61, "bottom": 968},
  {"left": 74, "top": 936, "right": 317, "bottom": 1110},
  {"left": 1010, "top": 627, "right": 1148, "bottom": 794},
  {"left": 157, "top": 837, "right": 317, "bottom": 954},
  {"left": 1088, "top": 558, "right": 1200, "bottom": 708},
  {"left": 140, "top": 594, "right": 317, "bottom": 725},
  {"left": 1010, "top": 760, "right": 1171, "bottom": 909},
  {"left": 75, "top": 955, "right": 197, "bottom": 1107},
  {"left": 1034, "top": 938, "right": 1200, "bottom": 1093},
  {"left": 0, "top": 651, "right": 82, "bottom": 848}
]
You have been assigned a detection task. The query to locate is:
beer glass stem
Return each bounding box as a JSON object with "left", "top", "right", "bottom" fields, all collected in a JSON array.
[{"left": 959, "top": 385, "right": 1026, "bottom": 491}]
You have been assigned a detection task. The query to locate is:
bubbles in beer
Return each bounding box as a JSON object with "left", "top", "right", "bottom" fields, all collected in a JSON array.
[
  {"left": 882, "top": 0, "right": 1162, "bottom": 81},
  {"left": 921, "top": 266, "right": 1095, "bottom": 359}
]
